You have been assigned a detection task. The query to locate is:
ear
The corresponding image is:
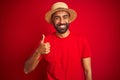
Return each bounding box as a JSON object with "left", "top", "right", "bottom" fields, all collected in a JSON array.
[
  {"left": 68, "top": 18, "right": 71, "bottom": 23},
  {"left": 50, "top": 12, "right": 56, "bottom": 24}
]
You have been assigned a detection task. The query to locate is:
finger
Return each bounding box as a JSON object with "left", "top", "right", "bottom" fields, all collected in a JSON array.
[
  {"left": 45, "top": 46, "right": 50, "bottom": 50},
  {"left": 46, "top": 42, "right": 50, "bottom": 47},
  {"left": 47, "top": 47, "right": 50, "bottom": 50},
  {"left": 44, "top": 45, "right": 50, "bottom": 49},
  {"left": 45, "top": 50, "right": 50, "bottom": 54},
  {"left": 40, "top": 34, "right": 45, "bottom": 43}
]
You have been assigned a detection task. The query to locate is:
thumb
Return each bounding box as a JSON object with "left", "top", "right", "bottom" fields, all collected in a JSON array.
[{"left": 40, "top": 34, "right": 45, "bottom": 43}]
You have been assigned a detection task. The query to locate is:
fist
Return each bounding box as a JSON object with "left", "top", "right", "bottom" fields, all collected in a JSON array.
[{"left": 37, "top": 34, "right": 50, "bottom": 54}]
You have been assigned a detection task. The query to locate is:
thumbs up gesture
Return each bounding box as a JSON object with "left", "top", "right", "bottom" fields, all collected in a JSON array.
[{"left": 37, "top": 34, "right": 50, "bottom": 54}]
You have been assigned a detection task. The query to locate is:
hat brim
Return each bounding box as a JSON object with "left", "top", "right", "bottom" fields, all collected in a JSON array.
[{"left": 45, "top": 8, "right": 77, "bottom": 23}]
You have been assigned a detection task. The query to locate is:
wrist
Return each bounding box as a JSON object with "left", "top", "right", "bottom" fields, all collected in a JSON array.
[{"left": 35, "top": 49, "right": 41, "bottom": 56}]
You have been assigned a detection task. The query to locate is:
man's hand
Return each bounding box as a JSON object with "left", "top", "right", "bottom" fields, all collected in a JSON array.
[
  {"left": 24, "top": 34, "right": 50, "bottom": 74},
  {"left": 37, "top": 34, "right": 51, "bottom": 54}
]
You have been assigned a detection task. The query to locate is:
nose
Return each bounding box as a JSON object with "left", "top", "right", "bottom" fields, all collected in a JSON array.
[{"left": 60, "top": 18, "right": 64, "bottom": 24}]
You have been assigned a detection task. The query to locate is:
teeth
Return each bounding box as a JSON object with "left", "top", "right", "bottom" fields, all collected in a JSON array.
[{"left": 59, "top": 25, "right": 65, "bottom": 28}]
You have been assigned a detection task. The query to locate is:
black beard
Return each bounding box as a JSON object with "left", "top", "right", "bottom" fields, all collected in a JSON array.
[{"left": 53, "top": 23, "right": 70, "bottom": 34}]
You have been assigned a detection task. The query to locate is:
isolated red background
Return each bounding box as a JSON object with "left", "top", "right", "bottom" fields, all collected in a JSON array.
[{"left": 1, "top": 0, "right": 120, "bottom": 80}]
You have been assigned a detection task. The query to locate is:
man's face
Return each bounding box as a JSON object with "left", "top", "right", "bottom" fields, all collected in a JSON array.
[{"left": 52, "top": 11, "right": 70, "bottom": 34}]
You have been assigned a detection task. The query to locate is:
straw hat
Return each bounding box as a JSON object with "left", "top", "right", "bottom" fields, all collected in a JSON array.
[{"left": 45, "top": 2, "right": 77, "bottom": 23}]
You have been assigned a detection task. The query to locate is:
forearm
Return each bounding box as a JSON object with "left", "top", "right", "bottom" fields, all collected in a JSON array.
[
  {"left": 84, "top": 69, "right": 92, "bottom": 80},
  {"left": 82, "top": 58, "right": 92, "bottom": 80},
  {"left": 24, "top": 35, "right": 50, "bottom": 74},
  {"left": 24, "top": 50, "right": 41, "bottom": 74}
]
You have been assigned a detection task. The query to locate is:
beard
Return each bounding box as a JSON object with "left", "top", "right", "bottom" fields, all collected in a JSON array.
[{"left": 53, "top": 23, "right": 70, "bottom": 34}]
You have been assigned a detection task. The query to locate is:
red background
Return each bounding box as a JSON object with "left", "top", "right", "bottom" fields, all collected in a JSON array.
[{"left": 1, "top": 0, "right": 120, "bottom": 80}]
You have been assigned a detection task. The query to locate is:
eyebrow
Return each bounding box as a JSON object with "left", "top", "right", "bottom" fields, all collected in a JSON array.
[
  {"left": 51, "top": 12, "right": 70, "bottom": 23},
  {"left": 53, "top": 14, "right": 69, "bottom": 18},
  {"left": 63, "top": 14, "right": 69, "bottom": 17},
  {"left": 53, "top": 15, "right": 60, "bottom": 18},
  {"left": 52, "top": 11, "right": 70, "bottom": 17}
]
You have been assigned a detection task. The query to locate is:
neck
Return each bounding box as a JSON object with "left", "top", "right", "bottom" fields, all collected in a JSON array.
[{"left": 56, "top": 30, "right": 70, "bottom": 38}]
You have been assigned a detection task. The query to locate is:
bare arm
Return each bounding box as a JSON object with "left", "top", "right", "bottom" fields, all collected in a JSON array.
[
  {"left": 24, "top": 34, "right": 50, "bottom": 74},
  {"left": 82, "top": 57, "right": 92, "bottom": 80},
  {"left": 24, "top": 49, "right": 41, "bottom": 74}
]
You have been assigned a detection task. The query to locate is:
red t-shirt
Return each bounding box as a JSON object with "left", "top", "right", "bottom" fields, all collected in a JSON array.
[{"left": 40, "top": 32, "right": 91, "bottom": 80}]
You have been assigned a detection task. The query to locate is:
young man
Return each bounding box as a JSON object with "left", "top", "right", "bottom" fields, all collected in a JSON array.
[{"left": 24, "top": 2, "right": 92, "bottom": 80}]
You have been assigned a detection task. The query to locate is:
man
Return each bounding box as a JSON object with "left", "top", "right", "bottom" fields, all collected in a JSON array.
[{"left": 24, "top": 2, "right": 92, "bottom": 80}]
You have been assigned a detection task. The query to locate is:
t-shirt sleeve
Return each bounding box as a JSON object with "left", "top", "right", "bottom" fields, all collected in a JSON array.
[{"left": 81, "top": 37, "right": 92, "bottom": 58}]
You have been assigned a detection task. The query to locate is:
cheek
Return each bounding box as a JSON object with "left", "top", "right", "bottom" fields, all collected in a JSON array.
[
  {"left": 63, "top": 19, "right": 69, "bottom": 23},
  {"left": 54, "top": 20, "right": 60, "bottom": 25}
]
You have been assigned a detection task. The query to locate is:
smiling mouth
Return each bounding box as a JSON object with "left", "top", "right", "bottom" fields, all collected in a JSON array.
[{"left": 59, "top": 25, "right": 66, "bottom": 28}]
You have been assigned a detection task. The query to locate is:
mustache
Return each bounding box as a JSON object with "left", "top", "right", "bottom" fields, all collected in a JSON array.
[{"left": 57, "top": 23, "right": 67, "bottom": 26}]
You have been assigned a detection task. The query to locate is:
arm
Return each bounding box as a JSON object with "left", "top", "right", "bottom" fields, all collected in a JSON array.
[
  {"left": 24, "top": 34, "right": 50, "bottom": 74},
  {"left": 82, "top": 57, "right": 92, "bottom": 80},
  {"left": 24, "top": 49, "right": 41, "bottom": 74}
]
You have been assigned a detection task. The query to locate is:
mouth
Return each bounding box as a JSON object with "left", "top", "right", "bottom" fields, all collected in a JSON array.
[
  {"left": 59, "top": 25, "right": 66, "bottom": 29},
  {"left": 54, "top": 23, "right": 69, "bottom": 34}
]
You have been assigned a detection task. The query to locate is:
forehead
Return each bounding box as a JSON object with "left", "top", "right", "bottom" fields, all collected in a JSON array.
[{"left": 53, "top": 10, "right": 69, "bottom": 16}]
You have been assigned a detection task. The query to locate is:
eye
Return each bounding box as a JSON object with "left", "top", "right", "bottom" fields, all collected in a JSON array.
[
  {"left": 54, "top": 16, "right": 60, "bottom": 20},
  {"left": 63, "top": 15, "right": 69, "bottom": 19}
]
